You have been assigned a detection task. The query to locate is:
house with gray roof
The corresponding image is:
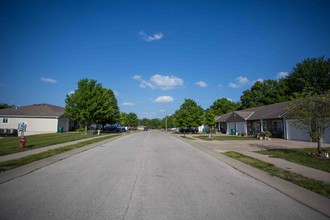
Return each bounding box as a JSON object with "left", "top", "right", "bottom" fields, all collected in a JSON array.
[
  {"left": 216, "top": 101, "right": 330, "bottom": 143},
  {"left": 0, "top": 104, "right": 75, "bottom": 136}
]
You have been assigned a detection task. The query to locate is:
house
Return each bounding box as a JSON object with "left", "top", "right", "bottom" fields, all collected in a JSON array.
[
  {"left": 0, "top": 104, "right": 75, "bottom": 136},
  {"left": 216, "top": 101, "right": 330, "bottom": 143}
]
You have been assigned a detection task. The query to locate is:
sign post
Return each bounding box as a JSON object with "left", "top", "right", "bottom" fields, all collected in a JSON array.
[{"left": 18, "top": 122, "right": 27, "bottom": 148}]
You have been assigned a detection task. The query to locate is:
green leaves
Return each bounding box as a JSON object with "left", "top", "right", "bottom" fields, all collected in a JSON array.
[
  {"left": 173, "top": 99, "right": 204, "bottom": 128},
  {"left": 64, "top": 78, "right": 120, "bottom": 127}
]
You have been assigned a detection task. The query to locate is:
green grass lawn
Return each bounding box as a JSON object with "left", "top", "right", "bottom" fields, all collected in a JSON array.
[
  {"left": 0, "top": 133, "right": 108, "bottom": 156},
  {"left": 257, "top": 148, "right": 330, "bottom": 173},
  {"left": 224, "top": 151, "right": 330, "bottom": 199},
  {"left": 0, "top": 135, "right": 119, "bottom": 172},
  {"left": 196, "top": 135, "right": 254, "bottom": 141}
]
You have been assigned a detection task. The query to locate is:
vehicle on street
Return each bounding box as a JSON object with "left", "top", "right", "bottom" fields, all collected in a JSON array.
[
  {"left": 179, "top": 127, "right": 198, "bottom": 133},
  {"left": 102, "top": 124, "right": 126, "bottom": 133}
]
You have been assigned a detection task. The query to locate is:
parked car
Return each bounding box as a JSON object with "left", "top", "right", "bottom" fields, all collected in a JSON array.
[
  {"left": 102, "top": 124, "right": 126, "bottom": 133},
  {"left": 179, "top": 127, "right": 198, "bottom": 133}
]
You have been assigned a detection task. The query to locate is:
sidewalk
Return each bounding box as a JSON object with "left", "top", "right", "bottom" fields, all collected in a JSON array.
[
  {"left": 174, "top": 133, "right": 330, "bottom": 217},
  {"left": 185, "top": 134, "right": 330, "bottom": 183},
  {"left": 0, "top": 134, "right": 116, "bottom": 163}
]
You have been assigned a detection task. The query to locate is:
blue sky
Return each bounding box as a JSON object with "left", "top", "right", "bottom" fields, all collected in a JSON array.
[{"left": 1, "top": 0, "right": 329, "bottom": 119}]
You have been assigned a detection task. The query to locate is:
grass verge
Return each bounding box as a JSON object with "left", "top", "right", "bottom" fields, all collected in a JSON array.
[
  {"left": 257, "top": 148, "right": 330, "bottom": 173},
  {"left": 196, "top": 135, "right": 254, "bottom": 141},
  {"left": 0, "top": 133, "right": 104, "bottom": 156},
  {"left": 0, "top": 135, "right": 119, "bottom": 172},
  {"left": 223, "top": 151, "right": 330, "bottom": 199}
]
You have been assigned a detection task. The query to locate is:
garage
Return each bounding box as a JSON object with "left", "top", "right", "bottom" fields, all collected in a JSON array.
[
  {"left": 236, "top": 122, "right": 245, "bottom": 134},
  {"left": 227, "top": 123, "right": 235, "bottom": 135},
  {"left": 286, "top": 120, "right": 311, "bottom": 142}
]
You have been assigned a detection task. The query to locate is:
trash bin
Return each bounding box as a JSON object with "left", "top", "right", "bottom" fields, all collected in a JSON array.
[
  {"left": 58, "top": 127, "right": 63, "bottom": 133},
  {"left": 231, "top": 129, "right": 236, "bottom": 135}
]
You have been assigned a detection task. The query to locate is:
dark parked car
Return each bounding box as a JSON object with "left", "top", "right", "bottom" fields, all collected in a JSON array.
[
  {"left": 102, "top": 124, "right": 125, "bottom": 133},
  {"left": 179, "top": 127, "right": 198, "bottom": 133}
]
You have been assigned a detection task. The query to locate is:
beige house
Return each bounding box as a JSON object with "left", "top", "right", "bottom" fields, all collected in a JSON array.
[
  {"left": 0, "top": 104, "right": 74, "bottom": 136},
  {"left": 216, "top": 101, "right": 330, "bottom": 143}
]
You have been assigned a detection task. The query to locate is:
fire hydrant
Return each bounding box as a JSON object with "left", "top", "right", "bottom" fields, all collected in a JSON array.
[{"left": 19, "top": 135, "right": 26, "bottom": 148}]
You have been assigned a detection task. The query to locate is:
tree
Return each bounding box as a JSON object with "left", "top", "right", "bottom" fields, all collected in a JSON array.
[
  {"left": 209, "top": 98, "right": 239, "bottom": 116},
  {"left": 285, "top": 56, "right": 330, "bottom": 96},
  {"left": 204, "top": 109, "right": 216, "bottom": 137},
  {"left": 120, "top": 112, "right": 128, "bottom": 126},
  {"left": 174, "top": 99, "right": 204, "bottom": 135},
  {"left": 0, "top": 103, "right": 14, "bottom": 109},
  {"left": 126, "top": 113, "right": 139, "bottom": 127},
  {"left": 64, "top": 78, "right": 119, "bottom": 133},
  {"left": 286, "top": 92, "right": 330, "bottom": 154},
  {"left": 240, "top": 80, "right": 288, "bottom": 109},
  {"left": 95, "top": 88, "right": 120, "bottom": 127}
]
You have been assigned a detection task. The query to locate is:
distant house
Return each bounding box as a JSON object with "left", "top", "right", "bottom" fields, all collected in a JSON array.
[
  {"left": 216, "top": 101, "right": 330, "bottom": 143},
  {"left": 0, "top": 104, "right": 76, "bottom": 136}
]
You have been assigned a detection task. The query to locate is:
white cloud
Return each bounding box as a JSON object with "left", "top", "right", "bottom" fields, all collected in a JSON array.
[
  {"left": 150, "top": 74, "right": 184, "bottom": 90},
  {"left": 67, "top": 91, "right": 75, "bottom": 96},
  {"left": 133, "top": 75, "right": 141, "bottom": 80},
  {"left": 41, "top": 77, "right": 57, "bottom": 84},
  {"left": 228, "top": 82, "right": 239, "bottom": 88},
  {"left": 140, "top": 80, "right": 156, "bottom": 89},
  {"left": 139, "top": 31, "right": 164, "bottom": 42},
  {"left": 122, "top": 102, "right": 135, "bottom": 106},
  {"left": 154, "top": 96, "right": 174, "bottom": 103},
  {"left": 134, "top": 74, "right": 184, "bottom": 90},
  {"left": 114, "top": 91, "right": 119, "bottom": 96},
  {"left": 159, "top": 109, "right": 166, "bottom": 112},
  {"left": 237, "top": 76, "right": 249, "bottom": 85},
  {"left": 229, "top": 76, "right": 250, "bottom": 88},
  {"left": 196, "top": 81, "right": 208, "bottom": 88},
  {"left": 276, "top": 72, "right": 289, "bottom": 79}
]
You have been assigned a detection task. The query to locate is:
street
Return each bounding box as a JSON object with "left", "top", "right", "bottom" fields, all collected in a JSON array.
[{"left": 0, "top": 131, "right": 327, "bottom": 219}]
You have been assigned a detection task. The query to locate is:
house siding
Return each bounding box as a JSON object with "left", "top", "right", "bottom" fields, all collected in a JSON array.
[{"left": 0, "top": 116, "right": 69, "bottom": 136}]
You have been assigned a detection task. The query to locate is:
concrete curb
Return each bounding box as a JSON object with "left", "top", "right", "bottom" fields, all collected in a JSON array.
[{"left": 174, "top": 134, "right": 330, "bottom": 218}]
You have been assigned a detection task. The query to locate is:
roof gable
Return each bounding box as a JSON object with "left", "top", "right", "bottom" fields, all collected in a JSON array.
[{"left": 0, "top": 104, "right": 65, "bottom": 118}]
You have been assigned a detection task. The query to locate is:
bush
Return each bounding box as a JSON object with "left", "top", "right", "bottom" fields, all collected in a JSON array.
[{"left": 241, "top": 132, "right": 246, "bottom": 137}]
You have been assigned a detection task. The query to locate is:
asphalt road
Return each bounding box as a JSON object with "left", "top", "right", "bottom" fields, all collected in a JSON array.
[{"left": 0, "top": 131, "right": 327, "bottom": 220}]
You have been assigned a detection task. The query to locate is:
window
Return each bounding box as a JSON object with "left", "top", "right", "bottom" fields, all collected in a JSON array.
[{"left": 2, "top": 118, "right": 8, "bottom": 124}]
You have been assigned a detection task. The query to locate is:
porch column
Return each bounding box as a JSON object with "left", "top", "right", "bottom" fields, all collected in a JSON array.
[{"left": 260, "top": 119, "right": 264, "bottom": 132}]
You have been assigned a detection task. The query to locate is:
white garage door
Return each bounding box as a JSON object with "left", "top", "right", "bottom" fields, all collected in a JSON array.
[
  {"left": 236, "top": 122, "right": 245, "bottom": 134},
  {"left": 322, "top": 127, "right": 330, "bottom": 144},
  {"left": 227, "top": 123, "right": 235, "bottom": 135},
  {"left": 286, "top": 120, "right": 310, "bottom": 142}
]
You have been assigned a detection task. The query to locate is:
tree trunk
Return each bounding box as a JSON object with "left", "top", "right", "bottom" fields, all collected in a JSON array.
[{"left": 317, "top": 138, "right": 321, "bottom": 154}]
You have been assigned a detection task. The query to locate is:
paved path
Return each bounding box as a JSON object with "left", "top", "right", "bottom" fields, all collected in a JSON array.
[{"left": 1, "top": 131, "right": 327, "bottom": 219}]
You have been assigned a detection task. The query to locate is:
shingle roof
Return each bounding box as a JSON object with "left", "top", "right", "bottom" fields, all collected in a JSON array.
[
  {"left": 0, "top": 104, "right": 65, "bottom": 118},
  {"left": 216, "top": 101, "right": 292, "bottom": 122}
]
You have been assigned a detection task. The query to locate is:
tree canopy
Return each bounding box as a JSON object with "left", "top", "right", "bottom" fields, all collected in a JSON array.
[
  {"left": 285, "top": 56, "right": 330, "bottom": 96},
  {"left": 209, "top": 98, "right": 239, "bottom": 116},
  {"left": 173, "top": 99, "right": 204, "bottom": 128},
  {"left": 64, "top": 78, "right": 120, "bottom": 130},
  {"left": 286, "top": 92, "right": 330, "bottom": 153},
  {"left": 240, "top": 80, "right": 288, "bottom": 109}
]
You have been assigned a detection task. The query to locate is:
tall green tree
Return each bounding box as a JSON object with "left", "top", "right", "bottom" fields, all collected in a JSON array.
[
  {"left": 240, "top": 80, "right": 288, "bottom": 109},
  {"left": 174, "top": 99, "right": 204, "bottom": 134},
  {"left": 95, "top": 88, "right": 120, "bottom": 127},
  {"left": 209, "top": 98, "right": 239, "bottom": 116},
  {"left": 120, "top": 112, "right": 128, "bottom": 126},
  {"left": 286, "top": 92, "right": 330, "bottom": 153},
  {"left": 285, "top": 56, "right": 330, "bottom": 96},
  {"left": 204, "top": 109, "right": 216, "bottom": 137},
  {"left": 65, "top": 78, "right": 119, "bottom": 132},
  {"left": 126, "top": 113, "right": 139, "bottom": 127}
]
